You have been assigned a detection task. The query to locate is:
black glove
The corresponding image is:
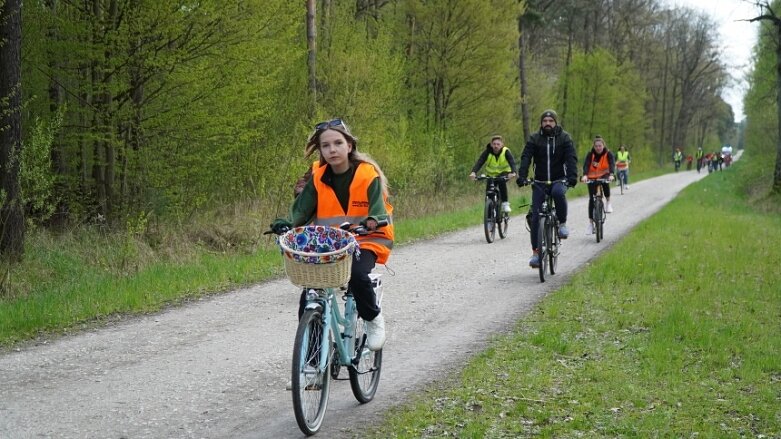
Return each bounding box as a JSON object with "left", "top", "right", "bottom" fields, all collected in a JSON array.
[
  {"left": 567, "top": 178, "right": 577, "bottom": 188},
  {"left": 516, "top": 178, "right": 529, "bottom": 187},
  {"left": 270, "top": 219, "right": 293, "bottom": 235}
]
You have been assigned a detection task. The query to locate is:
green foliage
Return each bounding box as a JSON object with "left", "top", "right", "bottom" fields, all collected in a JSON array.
[
  {"left": 559, "top": 49, "right": 647, "bottom": 157},
  {"left": 20, "top": 112, "right": 62, "bottom": 225}
]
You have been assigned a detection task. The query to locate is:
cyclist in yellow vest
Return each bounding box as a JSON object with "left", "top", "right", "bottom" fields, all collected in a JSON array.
[
  {"left": 581, "top": 136, "right": 615, "bottom": 235},
  {"left": 615, "top": 145, "right": 631, "bottom": 189},
  {"left": 271, "top": 118, "right": 393, "bottom": 352},
  {"left": 469, "top": 135, "right": 517, "bottom": 212},
  {"left": 695, "top": 146, "right": 704, "bottom": 173},
  {"left": 673, "top": 147, "right": 683, "bottom": 172}
]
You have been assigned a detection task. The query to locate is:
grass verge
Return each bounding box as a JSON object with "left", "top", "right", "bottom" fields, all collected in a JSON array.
[{"left": 366, "top": 158, "right": 781, "bottom": 437}]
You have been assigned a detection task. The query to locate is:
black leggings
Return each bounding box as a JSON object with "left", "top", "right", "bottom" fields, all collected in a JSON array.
[
  {"left": 587, "top": 182, "right": 610, "bottom": 220},
  {"left": 298, "top": 250, "right": 379, "bottom": 321}
]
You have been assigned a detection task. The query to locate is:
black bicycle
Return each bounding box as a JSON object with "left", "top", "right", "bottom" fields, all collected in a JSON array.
[
  {"left": 475, "top": 175, "right": 511, "bottom": 243},
  {"left": 529, "top": 179, "right": 564, "bottom": 283},
  {"left": 585, "top": 178, "right": 610, "bottom": 243}
]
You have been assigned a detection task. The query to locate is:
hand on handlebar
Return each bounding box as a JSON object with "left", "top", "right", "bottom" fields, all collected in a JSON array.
[
  {"left": 516, "top": 178, "right": 530, "bottom": 187},
  {"left": 267, "top": 218, "right": 293, "bottom": 235}
]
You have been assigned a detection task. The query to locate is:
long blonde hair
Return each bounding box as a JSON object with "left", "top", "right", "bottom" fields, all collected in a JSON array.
[{"left": 305, "top": 122, "right": 390, "bottom": 195}]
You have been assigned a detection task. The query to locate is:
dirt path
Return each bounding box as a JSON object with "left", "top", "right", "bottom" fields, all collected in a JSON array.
[{"left": 0, "top": 167, "right": 713, "bottom": 439}]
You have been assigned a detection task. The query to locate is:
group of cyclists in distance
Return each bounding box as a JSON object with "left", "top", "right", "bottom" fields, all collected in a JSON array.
[{"left": 470, "top": 109, "right": 631, "bottom": 268}]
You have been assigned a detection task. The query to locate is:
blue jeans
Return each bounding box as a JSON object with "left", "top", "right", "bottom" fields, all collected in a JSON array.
[
  {"left": 617, "top": 169, "right": 629, "bottom": 185},
  {"left": 529, "top": 181, "right": 568, "bottom": 251}
]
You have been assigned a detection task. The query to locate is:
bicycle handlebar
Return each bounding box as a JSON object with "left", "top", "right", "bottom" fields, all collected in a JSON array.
[
  {"left": 584, "top": 178, "right": 611, "bottom": 184},
  {"left": 264, "top": 220, "right": 389, "bottom": 237},
  {"left": 475, "top": 174, "right": 512, "bottom": 182}
]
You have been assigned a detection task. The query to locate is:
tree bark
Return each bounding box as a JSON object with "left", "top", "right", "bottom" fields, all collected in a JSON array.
[
  {"left": 306, "top": 0, "right": 317, "bottom": 113},
  {"left": 0, "top": 0, "right": 26, "bottom": 261},
  {"left": 518, "top": 17, "right": 531, "bottom": 140}
]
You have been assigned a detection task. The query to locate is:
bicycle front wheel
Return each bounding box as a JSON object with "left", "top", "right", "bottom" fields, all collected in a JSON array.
[
  {"left": 292, "top": 308, "right": 332, "bottom": 436},
  {"left": 483, "top": 197, "right": 496, "bottom": 243},
  {"left": 498, "top": 207, "right": 509, "bottom": 239},
  {"left": 537, "top": 216, "right": 548, "bottom": 282},
  {"left": 619, "top": 176, "right": 624, "bottom": 195},
  {"left": 348, "top": 315, "right": 382, "bottom": 403},
  {"left": 595, "top": 200, "right": 604, "bottom": 243},
  {"left": 548, "top": 220, "right": 558, "bottom": 275}
]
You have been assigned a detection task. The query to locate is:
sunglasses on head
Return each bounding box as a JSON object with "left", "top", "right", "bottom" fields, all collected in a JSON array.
[{"left": 314, "top": 118, "right": 345, "bottom": 131}]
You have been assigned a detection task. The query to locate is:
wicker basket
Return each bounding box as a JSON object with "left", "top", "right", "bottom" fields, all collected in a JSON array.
[{"left": 278, "top": 225, "right": 358, "bottom": 288}]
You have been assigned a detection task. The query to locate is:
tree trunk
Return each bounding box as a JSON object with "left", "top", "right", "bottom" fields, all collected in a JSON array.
[
  {"left": 775, "top": 22, "right": 781, "bottom": 193},
  {"left": 0, "top": 0, "right": 25, "bottom": 261},
  {"left": 518, "top": 17, "right": 531, "bottom": 141},
  {"left": 306, "top": 0, "right": 317, "bottom": 113}
]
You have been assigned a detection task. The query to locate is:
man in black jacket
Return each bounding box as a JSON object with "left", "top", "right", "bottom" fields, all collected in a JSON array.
[{"left": 516, "top": 109, "right": 578, "bottom": 268}]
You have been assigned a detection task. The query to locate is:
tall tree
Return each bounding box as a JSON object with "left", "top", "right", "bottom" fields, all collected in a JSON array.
[
  {"left": 0, "top": 0, "right": 25, "bottom": 261},
  {"left": 750, "top": 0, "right": 781, "bottom": 192}
]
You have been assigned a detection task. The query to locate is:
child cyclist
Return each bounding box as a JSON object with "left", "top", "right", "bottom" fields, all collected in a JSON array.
[
  {"left": 468, "top": 135, "right": 517, "bottom": 212},
  {"left": 271, "top": 118, "right": 394, "bottom": 352}
]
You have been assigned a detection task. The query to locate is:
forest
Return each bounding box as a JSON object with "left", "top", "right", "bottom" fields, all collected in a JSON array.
[{"left": 0, "top": 0, "right": 759, "bottom": 268}]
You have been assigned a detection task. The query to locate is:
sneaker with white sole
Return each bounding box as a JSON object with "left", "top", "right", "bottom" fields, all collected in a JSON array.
[
  {"left": 365, "top": 314, "right": 386, "bottom": 351},
  {"left": 605, "top": 202, "right": 613, "bottom": 213},
  {"left": 501, "top": 201, "right": 512, "bottom": 213},
  {"left": 558, "top": 223, "right": 569, "bottom": 239},
  {"left": 585, "top": 222, "right": 594, "bottom": 235}
]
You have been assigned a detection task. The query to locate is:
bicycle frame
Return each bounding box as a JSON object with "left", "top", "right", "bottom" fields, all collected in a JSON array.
[
  {"left": 476, "top": 175, "right": 510, "bottom": 243},
  {"left": 530, "top": 179, "right": 564, "bottom": 282},
  {"left": 302, "top": 287, "right": 356, "bottom": 372}
]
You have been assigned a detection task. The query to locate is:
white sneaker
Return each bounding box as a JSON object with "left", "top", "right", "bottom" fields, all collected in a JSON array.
[
  {"left": 501, "top": 202, "right": 511, "bottom": 213},
  {"left": 625, "top": 185, "right": 629, "bottom": 190},
  {"left": 585, "top": 222, "right": 594, "bottom": 235},
  {"left": 365, "top": 314, "right": 386, "bottom": 351},
  {"left": 605, "top": 202, "right": 613, "bottom": 213}
]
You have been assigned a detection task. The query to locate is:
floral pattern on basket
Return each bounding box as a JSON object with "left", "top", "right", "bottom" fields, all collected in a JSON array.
[{"left": 279, "top": 225, "right": 359, "bottom": 264}]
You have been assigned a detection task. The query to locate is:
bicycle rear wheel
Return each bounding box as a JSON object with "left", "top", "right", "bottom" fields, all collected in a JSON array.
[
  {"left": 537, "top": 216, "right": 547, "bottom": 282},
  {"left": 497, "top": 208, "right": 509, "bottom": 239},
  {"left": 348, "top": 315, "right": 382, "bottom": 403},
  {"left": 483, "top": 197, "right": 496, "bottom": 243},
  {"left": 292, "top": 308, "right": 332, "bottom": 436}
]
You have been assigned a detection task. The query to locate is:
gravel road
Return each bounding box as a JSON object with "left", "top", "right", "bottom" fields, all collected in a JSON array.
[{"left": 0, "top": 167, "right": 712, "bottom": 439}]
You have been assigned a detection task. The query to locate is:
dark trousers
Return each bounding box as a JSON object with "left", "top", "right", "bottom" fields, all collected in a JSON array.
[
  {"left": 298, "top": 250, "right": 379, "bottom": 321},
  {"left": 489, "top": 179, "right": 509, "bottom": 203},
  {"left": 587, "top": 182, "right": 610, "bottom": 220},
  {"left": 528, "top": 181, "right": 568, "bottom": 250}
]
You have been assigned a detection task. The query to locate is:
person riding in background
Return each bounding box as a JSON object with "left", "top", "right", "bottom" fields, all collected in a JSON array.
[
  {"left": 469, "top": 135, "right": 517, "bottom": 212},
  {"left": 673, "top": 147, "right": 683, "bottom": 172},
  {"left": 581, "top": 135, "right": 615, "bottom": 235},
  {"left": 271, "top": 118, "right": 393, "bottom": 352},
  {"left": 516, "top": 109, "right": 578, "bottom": 269},
  {"left": 615, "top": 144, "right": 631, "bottom": 189},
  {"left": 696, "top": 146, "right": 704, "bottom": 173}
]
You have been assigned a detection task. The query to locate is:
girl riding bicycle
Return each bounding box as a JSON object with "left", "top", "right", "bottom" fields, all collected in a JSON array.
[
  {"left": 581, "top": 135, "right": 615, "bottom": 235},
  {"left": 469, "top": 135, "right": 516, "bottom": 212},
  {"left": 271, "top": 118, "right": 394, "bottom": 351}
]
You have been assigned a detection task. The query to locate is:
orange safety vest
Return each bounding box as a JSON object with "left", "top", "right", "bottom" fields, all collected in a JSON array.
[
  {"left": 586, "top": 152, "right": 611, "bottom": 179},
  {"left": 311, "top": 162, "right": 394, "bottom": 264}
]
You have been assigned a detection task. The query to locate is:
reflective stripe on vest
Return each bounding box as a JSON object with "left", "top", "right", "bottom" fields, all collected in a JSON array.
[
  {"left": 311, "top": 162, "right": 394, "bottom": 264},
  {"left": 484, "top": 147, "right": 512, "bottom": 176}
]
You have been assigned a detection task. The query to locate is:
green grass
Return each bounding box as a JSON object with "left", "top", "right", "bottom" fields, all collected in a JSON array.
[{"left": 366, "top": 158, "right": 781, "bottom": 438}]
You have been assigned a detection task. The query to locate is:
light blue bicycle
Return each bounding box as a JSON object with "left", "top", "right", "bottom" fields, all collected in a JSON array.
[{"left": 272, "top": 222, "right": 385, "bottom": 436}]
